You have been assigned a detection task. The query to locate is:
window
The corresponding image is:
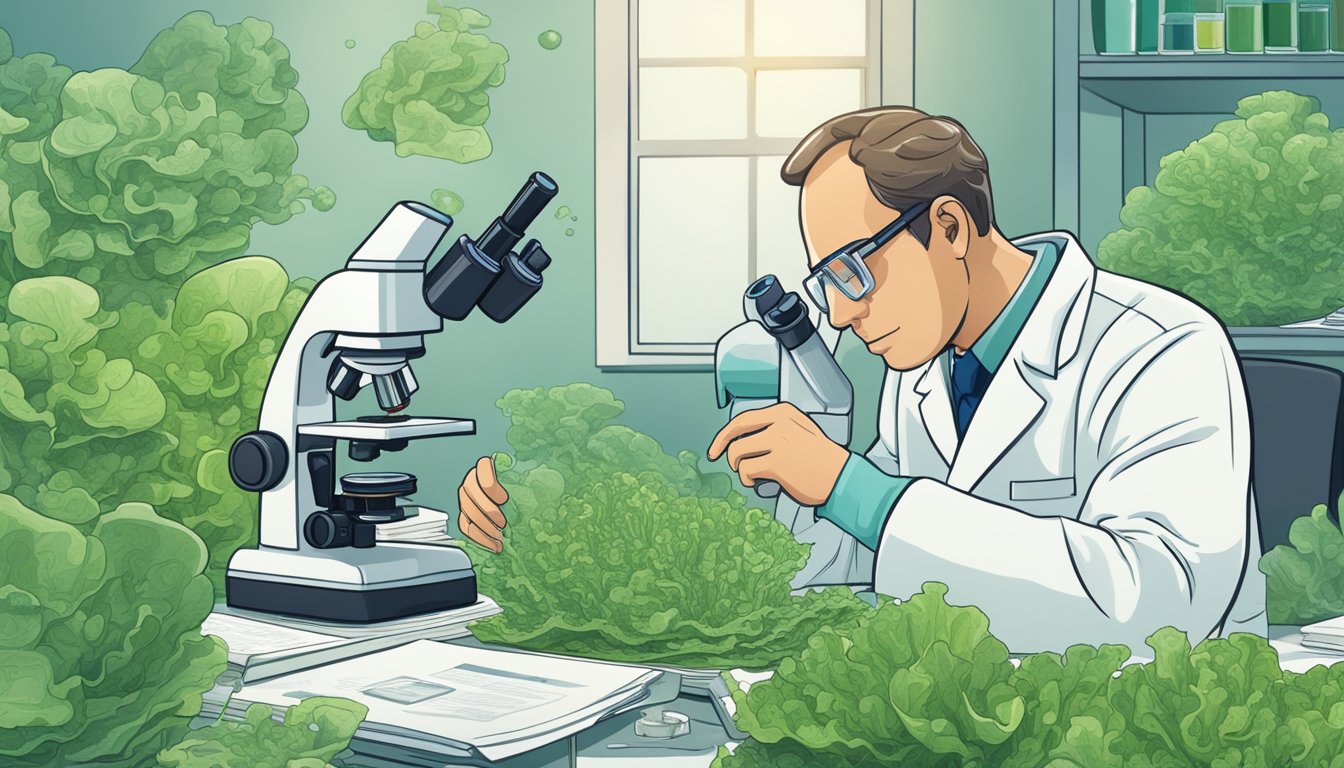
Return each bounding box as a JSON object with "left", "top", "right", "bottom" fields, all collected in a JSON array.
[{"left": 597, "top": 0, "right": 902, "bottom": 368}]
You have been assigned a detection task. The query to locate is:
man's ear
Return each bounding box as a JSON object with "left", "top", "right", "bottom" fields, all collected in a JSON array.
[{"left": 932, "top": 195, "right": 971, "bottom": 260}]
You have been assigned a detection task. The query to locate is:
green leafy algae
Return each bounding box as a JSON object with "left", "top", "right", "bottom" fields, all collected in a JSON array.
[
  {"left": 1098, "top": 91, "right": 1344, "bottom": 326},
  {"left": 342, "top": 2, "right": 509, "bottom": 163},
  {"left": 467, "top": 383, "right": 871, "bottom": 670}
]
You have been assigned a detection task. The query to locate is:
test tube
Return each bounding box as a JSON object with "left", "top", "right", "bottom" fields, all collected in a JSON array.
[
  {"left": 1263, "top": 0, "right": 1297, "bottom": 51},
  {"left": 1161, "top": 0, "right": 1198, "bottom": 52},
  {"left": 1095, "top": 0, "right": 1139, "bottom": 54},
  {"left": 1196, "top": 0, "right": 1227, "bottom": 51},
  {"left": 1298, "top": 1, "right": 1331, "bottom": 51},
  {"left": 1226, "top": 0, "right": 1265, "bottom": 52},
  {"left": 1333, "top": 0, "right": 1344, "bottom": 50},
  {"left": 1139, "top": 0, "right": 1163, "bottom": 51}
]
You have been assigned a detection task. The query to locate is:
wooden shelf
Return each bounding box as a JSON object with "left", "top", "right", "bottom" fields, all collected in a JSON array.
[{"left": 1079, "top": 55, "right": 1344, "bottom": 113}]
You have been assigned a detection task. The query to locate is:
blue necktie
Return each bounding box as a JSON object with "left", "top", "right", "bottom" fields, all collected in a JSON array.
[{"left": 951, "top": 350, "right": 991, "bottom": 440}]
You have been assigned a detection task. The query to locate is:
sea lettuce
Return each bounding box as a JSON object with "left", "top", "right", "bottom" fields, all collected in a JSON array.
[
  {"left": 0, "top": 14, "right": 332, "bottom": 313},
  {"left": 1097, "top": 91, "right": 1344, "bottom": 326},
  {"left": 156, "top": 697, "right": 367, "bottom": 768},
  {"left": 342, "top": 2, "right": 508, "bottom": 163},
  {"left": 1259, "top": 500, "right": 1344, "bottom": 624},
  {"left": 0, "top": 15, "right": 354, "bottom": 764},
  {"left": 722, "top": 583, "right": 1026, "bottom": 767},
  {"left": 0, "top": 261, "right": 309, "bottom": 595},
  {"left": 717, "top": 584, "right": 1344, "bottom": 767},
  {"left": 0, "top": 495, "right": 225, "bottom": 764},
  {"left": 468, "top": 384, "right": 870, "bottom": 669}
]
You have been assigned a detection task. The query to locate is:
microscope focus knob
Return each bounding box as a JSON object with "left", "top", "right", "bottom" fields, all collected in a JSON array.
[
  {"left": 305, "top": 511, "right": 351, "bottom": 549},
  {"left": 303, "top": 511, "right": 376, "bottom": 549},
  {"left": 229, "top": 431, "right": 289, "bottom": 492}
]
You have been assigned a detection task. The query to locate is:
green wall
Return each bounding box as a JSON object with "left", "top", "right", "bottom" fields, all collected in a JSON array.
[{"left": 912, "top": 0, "right": 1058, "bottom": 237}]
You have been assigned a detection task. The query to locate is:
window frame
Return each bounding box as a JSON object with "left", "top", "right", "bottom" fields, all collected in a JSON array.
[{"left": 595, "top": 0, "right": 910, "bottom": 369}]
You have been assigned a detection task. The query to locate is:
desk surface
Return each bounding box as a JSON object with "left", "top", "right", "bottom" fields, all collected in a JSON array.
[{"left": 338, "top": 626, "right": 1344, "bottom": 768}]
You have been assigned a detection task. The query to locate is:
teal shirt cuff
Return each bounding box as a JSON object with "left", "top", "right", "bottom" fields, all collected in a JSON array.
[{"left": 816, "top": 453, "right": 913, "bottom": 551}]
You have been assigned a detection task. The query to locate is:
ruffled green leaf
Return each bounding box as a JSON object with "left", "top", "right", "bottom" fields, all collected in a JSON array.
[
  {"left": 1098, "top": 90, "right": 1344, "bottom": 326},
  {"left": 342, "top": 3, "right": 507, "bottom": 163}
]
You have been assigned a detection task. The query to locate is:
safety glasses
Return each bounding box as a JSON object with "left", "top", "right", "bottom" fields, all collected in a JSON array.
[{"left": 802, "top": 200, "right": 933, "bottom": 312}]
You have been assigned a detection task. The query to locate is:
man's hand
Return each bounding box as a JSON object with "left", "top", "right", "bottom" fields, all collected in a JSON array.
[
  {"left": 707, "top": 403, "right": 849, "bottom": 506},
  {"left": 458, "top": 456, "right": 509, "bottom": 553}
]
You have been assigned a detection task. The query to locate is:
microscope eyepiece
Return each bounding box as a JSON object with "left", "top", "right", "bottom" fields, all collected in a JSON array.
[
  {"left": 424, "top": 172, "right": 559, "bottom": 322},
  {"left": 476, "top": 172, "right": 559, "bottom": 259},
  {"left": 744, "top": 274, "right": 785, "bottom": 323},
  {"left": 479, "top": 240, "right": 553, "bottom": 323},
  {"left": 763, "top": 293, "right": 816, "bottom": 351},
  {"left": 423, "top": 235, "right": 503, "bottom": 321}
]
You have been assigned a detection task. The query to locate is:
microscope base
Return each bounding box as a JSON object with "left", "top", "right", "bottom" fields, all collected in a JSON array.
[
  {"left": 226, "top": 572, "right": 477, "bottom": 623},
  {"left": 225, "top": 543, "right": 478, "bottom": 623}
]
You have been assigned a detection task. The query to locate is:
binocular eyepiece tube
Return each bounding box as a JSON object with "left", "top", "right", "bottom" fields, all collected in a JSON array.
[{"left": 424, "top": 172, "right": 559, "bottom": 322}]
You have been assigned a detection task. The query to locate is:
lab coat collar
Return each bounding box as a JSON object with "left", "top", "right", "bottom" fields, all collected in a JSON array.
[{"left": 913, "top": 231, "right": 1097, "bottom": 489}]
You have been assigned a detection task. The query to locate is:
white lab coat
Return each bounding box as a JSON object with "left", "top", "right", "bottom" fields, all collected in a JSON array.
[{"left": 869, "top": 232, "right": 1267, "bottom": 656}]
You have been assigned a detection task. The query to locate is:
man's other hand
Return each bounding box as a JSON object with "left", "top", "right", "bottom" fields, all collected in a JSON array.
[
  {"left": 458, "top": 456, "right": 509, "bottom": 553},
  {"left": 707, "top": 403, "right": 849, "bottom": 506}
]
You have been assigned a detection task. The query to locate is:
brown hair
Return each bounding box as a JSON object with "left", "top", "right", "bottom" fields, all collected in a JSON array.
[{"left": 781, "top": 106, "right": 994, "bottom": 246}]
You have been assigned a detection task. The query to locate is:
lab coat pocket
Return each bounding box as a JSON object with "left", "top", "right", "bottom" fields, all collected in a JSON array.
[{"left": 1009, "top": 476, "right": 1076, "bottom": 501}]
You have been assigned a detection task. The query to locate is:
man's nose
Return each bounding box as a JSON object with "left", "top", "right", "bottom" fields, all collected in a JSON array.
[{"left": 826, "top": 292, "right": 868, "bottom": 329}]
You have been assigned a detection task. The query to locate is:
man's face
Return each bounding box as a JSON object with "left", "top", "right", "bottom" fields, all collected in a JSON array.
[{"left": 799, "top": 143, "right": 969, "bottom": 371}]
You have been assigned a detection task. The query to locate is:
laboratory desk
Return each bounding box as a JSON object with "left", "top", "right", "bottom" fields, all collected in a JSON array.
[{"left": 334, "top": 625, "right": 1344, "bottom": 768}]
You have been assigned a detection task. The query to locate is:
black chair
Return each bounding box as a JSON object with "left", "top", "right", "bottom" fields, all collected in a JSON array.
[{"left": 1239, "top": 357, "right": 1344, "bottom": 553}]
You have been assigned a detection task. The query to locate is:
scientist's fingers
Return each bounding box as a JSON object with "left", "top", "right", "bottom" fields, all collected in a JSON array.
[
  {"left": 462, "top": 475, "right": 508, "bottom": 531},
  {"left": 725, "top": 431, "right": 774, "bottom": 472},
  {"left": 735, "top": 456, "right": 777, "bottom": 488},
  {"left": 457, "top": 509, "right": 483, "bottom": 549},
  {"left": 458, "top": 485, "right": 504, "bottom": 552},
  {"left": 477, "top": 456, "right": 509, "bottom": 506},
  {"left": 708, "top": 407, "right": 783, "bottom": 460},
  {"left": 458, "top": 508, "right": 503, "bottom": 553},
  {"left": 457, "top": 506, "right": 494, "bottom": 551}
]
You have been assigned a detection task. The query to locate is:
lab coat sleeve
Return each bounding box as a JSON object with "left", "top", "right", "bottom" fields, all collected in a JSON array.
[
  {"left": 873, "top": 325, "right": 1252, "bottom": 656},
  {"left": 816, "top": 452, "right": 914, "bottom": 550}
]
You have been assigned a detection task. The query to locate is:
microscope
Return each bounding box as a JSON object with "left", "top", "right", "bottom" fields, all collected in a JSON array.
[
  {"left": 714, "top": 275, "right": 873, "bottom": 588},
  {"left": 226, "top": 173, "right": 558, "bottom": 623}
]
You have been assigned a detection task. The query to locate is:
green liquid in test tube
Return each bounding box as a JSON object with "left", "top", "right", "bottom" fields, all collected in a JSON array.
[
  {"left": 1263, "top": 0, "right": 1297, "bottom": 50},
  {"left": 1161, "top": 0, "right": 1197, "bottom": 52},
  {"left": 1139, "top": 0, "right": 1162, "bottom": 51},
  {"left": 1334, "top": 0, "right": 1344, "bottom": 50},
  {"left": 1298, "top": 1, "right": 1330, "bottom": 50},
  {"left": 1094, "top": 0, "right": 1139, "bottom": 53},
  {"left": 1196, "top": 0, "right": 1225, "bottom": 51},
  {"left": 1226, "top": 0, "right": 1265, "bottom": 51}
]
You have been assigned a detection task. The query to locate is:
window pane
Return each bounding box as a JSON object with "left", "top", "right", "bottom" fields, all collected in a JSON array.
[
  {"left": 756, "top": 69, "right": 862, "bottom": 138},
  {"left": 640, "top": 0, "right": 746, "bottom": 58},
  {"left": 640, "top": 67, "right": 748, "bottom": 140},
  {"left": 638, "top": 157, "right": 748, "bottom": 343},
  {"left": 754, "top": 156, "right": 810, "bottom": 291},
  {"left": 753, "top": 0, "right": 867, "bottom": 57}
]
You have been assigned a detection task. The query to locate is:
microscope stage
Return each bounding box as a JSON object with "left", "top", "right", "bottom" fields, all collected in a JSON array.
[{"left": 299, "top": 416, "right": 476, "bottom": 441}]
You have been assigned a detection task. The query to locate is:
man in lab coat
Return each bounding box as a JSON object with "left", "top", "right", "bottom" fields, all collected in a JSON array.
[{"left": 703, "top": 106, "right": 1267, "bottom": 655}]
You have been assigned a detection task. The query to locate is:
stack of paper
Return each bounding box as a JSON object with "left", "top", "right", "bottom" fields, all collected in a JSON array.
[
  {"left": 376, "top": 507, "right": 457, "bottom": 545},
  {"left": 1299, "top": 615, "right": 1344, "bottom": 654},
  {"left": 202, "top": 597, "right": 501, "bottom": 682},
  {"left": 210, "top": 640, "right": 679, "bottom": 765}
]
